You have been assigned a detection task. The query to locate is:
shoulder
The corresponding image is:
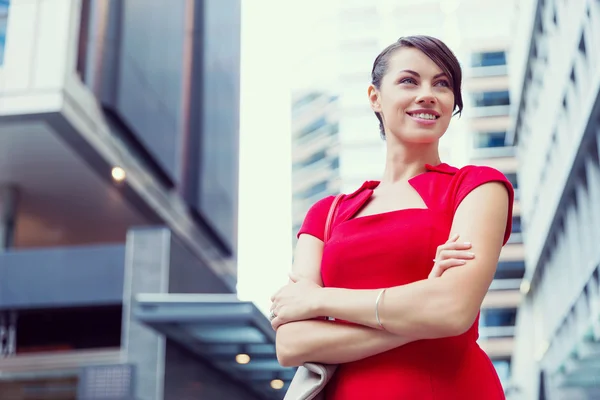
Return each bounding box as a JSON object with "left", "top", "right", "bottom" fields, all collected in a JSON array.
[
  {"left": 451, "top": 165, "right": 514, "bottom": 202},
  {"left": 296, "top": 195, "right": 336, "bottom": 241},
  {"left": 297, "top": 181, "right": 378, "bottom": 241},
  {"left": 420, "top": 163, "right": 513, "bottom": 213},
  {"left": 449, "top": 165, "right": 514, "bottom": 245}
]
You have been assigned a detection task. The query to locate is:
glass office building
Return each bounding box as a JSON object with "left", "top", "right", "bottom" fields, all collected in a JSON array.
[
  {"left": 0, "top": 1, "right": 289, "bottom": 399},
  {"left": 508, "top": 0, "right": 600, "bottom": 398}
]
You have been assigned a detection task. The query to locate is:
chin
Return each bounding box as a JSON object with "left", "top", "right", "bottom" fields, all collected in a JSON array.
[{"left": 392, "top": 132, "right": 444, "bottom": 144}]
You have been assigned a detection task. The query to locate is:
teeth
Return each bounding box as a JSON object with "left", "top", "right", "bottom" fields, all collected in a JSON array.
[{"left": 411, "top": 113, "right": 437, "bottom": 120}]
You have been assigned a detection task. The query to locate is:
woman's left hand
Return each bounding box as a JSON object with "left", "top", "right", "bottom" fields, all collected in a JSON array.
[{"left": 269, "top": 273, "right": 323, "bottom": 330}]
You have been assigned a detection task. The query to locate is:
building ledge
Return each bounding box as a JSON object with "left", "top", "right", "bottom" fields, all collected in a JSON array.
[{"left": 133, "top": 293, "right": 294, "bottom": 400}]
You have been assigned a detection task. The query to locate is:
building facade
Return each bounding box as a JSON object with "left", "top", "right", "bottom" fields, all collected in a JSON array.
[
  {"left": 462, "top": 44, "right": 524, "bottom": 389},
  {"left": 291, "top": 91, "right": 340, "bottom": 245},
  {"left": 508, "top": 0, "right": 600, "bottom": 399},
  {"left": 0, "top": 1, "right": 289, "bottom": 399}
]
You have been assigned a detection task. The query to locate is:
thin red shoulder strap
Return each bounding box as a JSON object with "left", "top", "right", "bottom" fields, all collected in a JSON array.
[{"left": 324, "top": 194, "right": 344, "bottom": 243}]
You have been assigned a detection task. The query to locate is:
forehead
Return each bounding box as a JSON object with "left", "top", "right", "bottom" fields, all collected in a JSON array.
[{"left": 386, "top": 47, "right": 444, "bottom": 77}]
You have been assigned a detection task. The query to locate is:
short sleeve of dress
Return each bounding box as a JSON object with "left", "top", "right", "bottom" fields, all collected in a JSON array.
[
  {"left": 452, "top": 166, "right": 515, "bottom": 245},
  {"left": 297, "top": 195, "right": 336, "bottom": 241}
]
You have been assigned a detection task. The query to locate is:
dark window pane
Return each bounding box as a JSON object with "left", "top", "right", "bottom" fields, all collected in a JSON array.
[
  {"left": 474, "top": 131, "right": 507, "bottom": 148},
  {"left": 512, "top": 216, "right": 522, "bottom": 233},
  {"left": 505, "top": 172, "right": 519, "bottom": 189},
  {"left": 472, "top": 91, "right": 510, "bottom": 107},
  {"left": 16, "top": 305, "right": 122, "bottom": 353},
  {"left": 480, "top": 308, "right": 517, "bottom": 327},
  {"left": 472, "top": 51, "right": 507, "bottom": 67},
  {"left": 495, "top": 260, "right": 525, "bottom": 279}
]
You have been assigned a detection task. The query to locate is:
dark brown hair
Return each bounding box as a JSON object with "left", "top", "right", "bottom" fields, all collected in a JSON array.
[{"left": 371, "top": 35, "right": 463, "bottom": 138}]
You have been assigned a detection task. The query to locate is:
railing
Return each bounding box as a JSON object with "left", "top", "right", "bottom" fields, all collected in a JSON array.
[
  {"left": 479, "top": 326, "right": 516, "bottom": 339},
  {"left": 471, "top": 146, "right": 516, "bottom": 159},
  {"left": 0, "top": 348, "right": 122, "bottom": 376},
  {"left": 466, "top": 65, "right": 508, "bottom": 78},
  {"left": 489, "top": 279, "right": 523, "bottom": 291}
]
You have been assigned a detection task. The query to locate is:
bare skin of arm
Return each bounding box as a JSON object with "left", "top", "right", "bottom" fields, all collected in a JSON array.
[
  {"left": 275, "top": 182, "right": 508, "bottom": 366},
  {"left": 304, "top": 183, "right": 509, "bottom": 338},
  {"left": 275, "top": 222, "right": 472, "bottom": 367}
]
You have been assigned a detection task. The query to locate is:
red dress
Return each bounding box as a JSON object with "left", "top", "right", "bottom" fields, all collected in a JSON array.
[{"left": 298, "top": 163, "right": 514, "bottom": 400}]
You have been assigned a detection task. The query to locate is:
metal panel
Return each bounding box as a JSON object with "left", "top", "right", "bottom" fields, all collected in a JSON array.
[{"left": 0, "top": 245, "right": 125, "bottom": 309}]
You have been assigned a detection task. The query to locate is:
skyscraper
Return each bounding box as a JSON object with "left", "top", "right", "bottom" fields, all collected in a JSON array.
[
  {"left": 508, "top": 0, "right": 600, "bottom": 398},
  {"left": 291, "top": 91, "right": 340, "bottom": 245}
]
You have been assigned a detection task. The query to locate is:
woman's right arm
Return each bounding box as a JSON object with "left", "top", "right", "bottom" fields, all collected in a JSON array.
[
  {"left": 275, "top": 234, "right": 417, "bottom": 367},
  {"left": 276, "top": 318, "right": 415, "bottom": 367}
]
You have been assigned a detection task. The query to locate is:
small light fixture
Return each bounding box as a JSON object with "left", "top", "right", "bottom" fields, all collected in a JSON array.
[
  {"left": 111, "top": 166, "right": 126, "bottom": 182},
  {"left": 270, "top": 379, "right": 284, "bottom": 390},
  {"left": 235, "top": 353, "right": 250, "bottom": 365}
]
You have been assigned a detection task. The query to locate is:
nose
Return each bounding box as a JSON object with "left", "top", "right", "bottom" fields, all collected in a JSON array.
[{"left": 416, "top": 85, "right": 436, "bottom": 104}]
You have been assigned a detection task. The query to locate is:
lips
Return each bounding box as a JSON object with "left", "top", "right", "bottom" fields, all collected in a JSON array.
[{"left": 406, "top": 110, "right": 440, "bottom": 120}]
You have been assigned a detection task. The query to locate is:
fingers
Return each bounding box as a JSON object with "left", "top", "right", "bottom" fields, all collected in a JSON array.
[
  {"left": 438, "top": 249, "right": 475, "bottom": 260},
  {"left": 446, "top": 233, "right": 460, "bottom": 243},
  {"left": 437, "top": 241, "right": 472, "bottom": 253},
  {"left": 428, "top": 258, "right": 467, "bottom": 279},
  {"left": 430, "top": 234, "right": 475, "bottom": 279}
]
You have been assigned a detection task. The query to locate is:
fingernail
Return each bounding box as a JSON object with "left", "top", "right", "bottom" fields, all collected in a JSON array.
[
  {"left": 460, "top": 260, "right": 467, "bottom": 264},
  {"left": 464, "top": 242, "right": 471, "bottom": 246},
  {"left": 468, "top": 252, "right": 475, "bottom": 257}
]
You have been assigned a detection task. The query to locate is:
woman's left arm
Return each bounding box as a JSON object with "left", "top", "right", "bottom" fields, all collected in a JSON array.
[{"left": 273, "top": 181, "right": 510, "bottom": 340}]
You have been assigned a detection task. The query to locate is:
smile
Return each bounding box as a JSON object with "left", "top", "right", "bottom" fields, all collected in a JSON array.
[{"left": 406, "top": 112, "right": 439, "bottom": 120}]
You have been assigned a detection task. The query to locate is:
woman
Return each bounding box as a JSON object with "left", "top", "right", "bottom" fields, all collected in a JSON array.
[{"left": 271, "top": 35, "right": 513, "bottom": 399}]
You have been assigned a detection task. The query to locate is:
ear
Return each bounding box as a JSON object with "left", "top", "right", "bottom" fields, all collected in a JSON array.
[{"left": 368, "top": 84, "right": 381, "bottom": 112}]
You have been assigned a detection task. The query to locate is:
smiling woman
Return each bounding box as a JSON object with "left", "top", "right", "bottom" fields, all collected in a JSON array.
[{"left": 272, "top": 35, "right": 513, "bottom": 400}]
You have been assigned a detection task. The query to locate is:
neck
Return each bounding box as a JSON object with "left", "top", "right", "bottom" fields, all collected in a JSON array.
[{"left": 381, "top": 139, "right": 441, "bottom": 184}]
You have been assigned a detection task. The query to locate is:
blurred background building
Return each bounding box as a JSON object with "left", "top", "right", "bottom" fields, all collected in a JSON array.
[
  {"left": 290, "top": 92, "right": 340, "bottom": 246},
  {"left": 0, "top": 0, "right": 291, "bottom": 399},
  {"left": 509, "top": 0, "right": 600, "bottom": 399}
]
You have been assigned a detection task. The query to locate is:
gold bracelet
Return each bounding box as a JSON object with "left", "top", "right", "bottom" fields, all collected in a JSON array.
[{"left": 375, "top": 288, "right": 387, "bottom": 330}]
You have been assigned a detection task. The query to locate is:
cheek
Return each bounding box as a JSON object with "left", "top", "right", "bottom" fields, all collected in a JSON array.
[{"left": 441, "top": 93, "right": 455, "bottom": 113}]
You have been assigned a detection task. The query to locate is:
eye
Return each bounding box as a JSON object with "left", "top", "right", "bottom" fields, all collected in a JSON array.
[
  {"left": 435, "top": 80, "right": 451, "bottom": 88},
  {"left": 399, "top": 77, "right": 417, "bottom": 85}
]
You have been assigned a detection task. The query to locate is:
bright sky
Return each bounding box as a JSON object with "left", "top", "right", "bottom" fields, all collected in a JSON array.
[{"left": 237, "top": 0, "right": 295, "bottom": 315}]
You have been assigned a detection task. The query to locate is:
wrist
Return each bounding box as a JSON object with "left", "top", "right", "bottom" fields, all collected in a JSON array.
[{"left": 313, "top": 287, "right": 332, "bottom": 317}]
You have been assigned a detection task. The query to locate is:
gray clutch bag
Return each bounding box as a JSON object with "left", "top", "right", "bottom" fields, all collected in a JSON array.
[
  {"left": 283, "top": 194, "right": 344, "bottom": 400},
  {"left": 284, "top": 363, "right": 338, "bottom": 400}
]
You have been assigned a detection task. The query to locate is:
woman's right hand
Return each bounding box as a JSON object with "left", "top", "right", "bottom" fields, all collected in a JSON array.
[{"left": 428, "top": 234, "right": 474, "bottom": 279}]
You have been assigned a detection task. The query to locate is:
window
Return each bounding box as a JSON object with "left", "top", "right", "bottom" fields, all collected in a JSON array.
[
  {"left": 16, "top": 306, "right": 122, "bottom": 353},
  {"left": 505, "top": 172, "right": 519, "bottom": 189},
  {"left": 474, "top": 131, "right": 507, "bottom": 148},
  {"left": 299, "top": 117, "right": 327, "bottom": 138},
  {"left": 512, "top": 216, "right": 522, "bottom": 233},
  {"left": 0, "top": 0, "right": 9, "bottom": 66},
  {"left": 495, "top": 260, "right": 525, "bottom": 280},
  {"left": 480, "top": 308, "right": 517, "bottom": 327},
  {"left": 293, "top": 92, "right": 321, "bottom": 109},
  {"left": 331, "top": 157, "right": 340, "bottom": 170},
  {"left": 293, "top": 150, "right": 327, "bottom": 170},
  {"left": 492, "top": 359, "right": 511, "bottom": 382},
  {"left": 300, "top": 181, "right": 328, "bottom": 199},
  {"left": 471, "top": 51, "right": 507, "bottom": 67},
  {"left": 472, "top": 91, "right": 511, "bottom": 107}
]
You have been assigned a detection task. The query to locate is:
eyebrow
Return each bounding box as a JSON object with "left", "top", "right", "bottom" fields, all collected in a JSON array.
[{"left": 399, "top": 69, "right": 449, "bottom": 80}]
